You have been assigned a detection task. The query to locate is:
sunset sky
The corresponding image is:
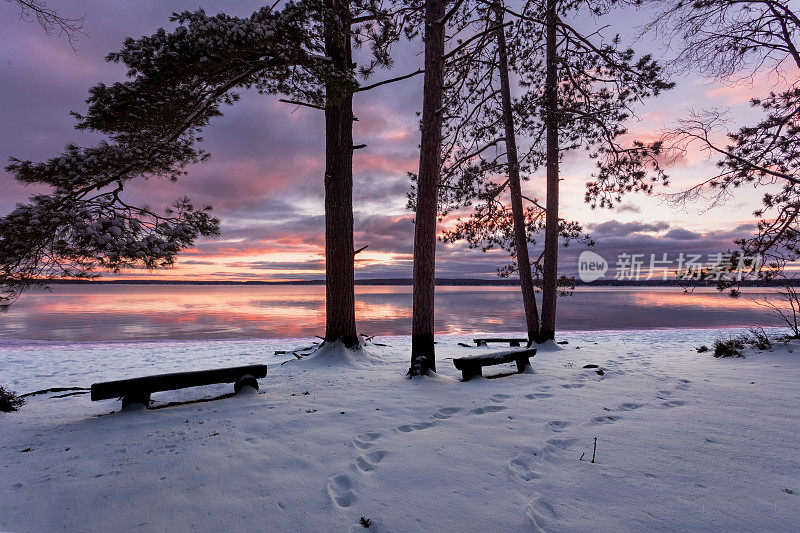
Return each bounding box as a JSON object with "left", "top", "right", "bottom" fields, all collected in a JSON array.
[{"left": 0, "top": 0, "right": 791, "bottom": 281}]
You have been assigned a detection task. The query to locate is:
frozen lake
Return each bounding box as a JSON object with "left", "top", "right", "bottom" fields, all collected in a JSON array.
[{"left": 0, "top": 284, "right": 788, "bottom": 343}]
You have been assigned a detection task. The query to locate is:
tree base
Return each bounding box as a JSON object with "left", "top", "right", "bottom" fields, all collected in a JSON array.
[
  {"left": 526, "top": 330, "right": 539, "bottom": 348},
  {"left": 409, "top": 333, "right": 436, "bottom": 376},
  {"left": 535, "top": 329, "right": 555, "bottom": 343},
  {"left": 324, "top": 335, "right": 361, "bottom": 349}
]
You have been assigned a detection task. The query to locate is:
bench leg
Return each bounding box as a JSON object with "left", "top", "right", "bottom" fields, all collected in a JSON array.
[
  {"left": 510, "top": 340, "right": 520, "bottom": 347},
  {"left": 476, "top": 340, "right": 487, "bottom": 347},
  {"left": 234, "top": 374, "right": 259, "bottom": 394},
  {"left": 121, "top": 392, "right": 150, "bottom": 411},
  {"left": 462, "top": 367, "right": 482, "bottom": 381},
  {"left": 516, "top": 358, "right": 531, "bottom": 373}
]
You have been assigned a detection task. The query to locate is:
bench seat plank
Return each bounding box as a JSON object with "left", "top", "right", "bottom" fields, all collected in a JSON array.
[
  {"left": 91, "top": 364, "right": 267, "bottom": 402},
  {"left": 453, "top": 349, "right": 536, "bottom": 381}
]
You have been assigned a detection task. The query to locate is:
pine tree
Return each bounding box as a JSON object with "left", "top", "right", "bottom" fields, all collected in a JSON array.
[
  {"left": 0, "top": 1, "right": 416, "bottom": 350},
  {"left": 409, "top": 0, "right": 447, "bottom": 376},
  {"left": 436, "top": 0, "right": 671, "bottom": 341},
  {"left": 495, "top": 0, "right": 541, "bottom": 342},
  {"left": 631, "top": 0, "right": 800, "bottom": 270},
  {"left": 435, "top": 0, "right": 590, "bottom": 344}
]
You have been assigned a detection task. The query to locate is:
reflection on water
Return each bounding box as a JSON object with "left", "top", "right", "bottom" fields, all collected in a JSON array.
[{"left": 0, "top": 284, "right": 786, "bottom": 342}]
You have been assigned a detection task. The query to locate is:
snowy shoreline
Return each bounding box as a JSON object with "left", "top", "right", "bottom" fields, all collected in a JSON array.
[{"left": 2, "top": 328, "right": 799, "bottom": 531}]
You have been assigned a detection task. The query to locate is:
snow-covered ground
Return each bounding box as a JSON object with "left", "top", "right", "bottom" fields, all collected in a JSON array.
[{"left": 1, "top": 328, "right": 799, "bottom": 532}]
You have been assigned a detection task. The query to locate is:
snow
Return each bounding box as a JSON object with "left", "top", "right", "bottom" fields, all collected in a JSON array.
[{"left": 1, "top": 328, "right": 799, "bottom": 531}]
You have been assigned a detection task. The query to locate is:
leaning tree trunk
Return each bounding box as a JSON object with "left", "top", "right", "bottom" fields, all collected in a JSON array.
[
  {"left": 410, "top": 0, "right": 446, "bottom": 376},
  {"left": 323, "top": 0, "right": 358, "bottom": 347},
  {"left": 494, "top": 0, "right": 540, "bottom": 343},
  {"left": 539, "top": 0, "right": 559, "bottom": 341}
]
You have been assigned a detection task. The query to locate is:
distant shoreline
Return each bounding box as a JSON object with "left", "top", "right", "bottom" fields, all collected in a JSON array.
[{"left": 43, "top": 278, "right": 789, "bottom": 287}]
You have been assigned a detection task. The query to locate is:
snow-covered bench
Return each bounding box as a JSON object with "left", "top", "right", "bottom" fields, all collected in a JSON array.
[
  {"left": 90, "top": 364, "right": 267, "bottom": 410},
  {"left": 473, "top": 337, "right": 529, "bottom": 347},
  {"left": 453, "top": 349, "right": 536, "bottom": 381}
]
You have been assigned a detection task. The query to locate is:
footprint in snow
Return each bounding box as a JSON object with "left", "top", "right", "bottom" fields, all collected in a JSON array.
[
  {"left": 327, "top": 474, "right": 355, "bottom": 508},
  {"left": 470, "top": 405, "right": 508, "bottom": 415},
  {"left": 508, "top": 454, "right": 540, "bottom": 482},
  {"left": 394, "top": 420, "right": 437, "bottom": 433},
  {"left": 523, "top": 392, "right": 553, "bottom": 399},
  {"left": 590, "top": 415, "right": 617, "bottom": 425},
  {"left": 525, "top": 493, "right": 559, "bottom": 532},
  {"left": 560, "top": 383, "right": 584, "bottom": 389},
  {"left": 352, "top": 431, "right": 382, "bottom": 449},
  {"left": 490, "top": 393, "right": 512, "bottom": 403},
  {"left": 354, "top": 450, "right": 388, "bottom": 472},
  {"left": 431, "top": 407, "right": 462, "bottom": 419},
  {"left": 617, "top": 402, "right": 646, "bottom": 411},
  {"left": 546, "top": 420, "right": 570, "bottom": 432},
  {"left": 660, "top": 400, "right": 686, "bottom": 408},
  {"left": 543, "top": 438, "right": 577, "bottom": 460}
]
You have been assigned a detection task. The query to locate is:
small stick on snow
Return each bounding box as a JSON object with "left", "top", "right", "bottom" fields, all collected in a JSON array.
[
  {"left": 19, "top": 387, "right": 90, "bottom": 398},
  {"left": 591, "top": 437, "right": 598, "bottom": 464}
]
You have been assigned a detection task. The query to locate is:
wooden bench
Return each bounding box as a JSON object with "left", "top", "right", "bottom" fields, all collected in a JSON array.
[
  {"left": 453, "top": 349, "right": 536, "bottom": 381},
  {"left": 90, "top": 364, "right": 267, "bottom": 410},
  {"left": 474, "top": 338, "right": 529, "bottom": 347}
]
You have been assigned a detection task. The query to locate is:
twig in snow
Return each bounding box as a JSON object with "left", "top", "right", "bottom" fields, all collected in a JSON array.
[
  {"left": 591, "top": 437, "right": 598, "bottom": 464},
  {"left": 51, "top": 391, "right": 90, "bottom": 398},
  {"left": 19, "top": 386, "right": 89, "bottom": 398}
]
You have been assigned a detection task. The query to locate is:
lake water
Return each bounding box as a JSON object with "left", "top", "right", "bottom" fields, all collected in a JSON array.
[{"left": 0, "top": 285, "right": 789, "bottom": 343}]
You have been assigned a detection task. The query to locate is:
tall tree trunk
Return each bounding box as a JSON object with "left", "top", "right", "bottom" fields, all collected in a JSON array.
[
  {"left": 323, "top": 0, "right": 358, "bottom": 347},
  {"left": 494, "top": 0, "right": 540, "bottom": 343},
  {"left": 410, "top": 0, "right": 446, "bottom": 375},
  {"left": 539, "top": 0, "right": 559, "bottom": 341}
]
